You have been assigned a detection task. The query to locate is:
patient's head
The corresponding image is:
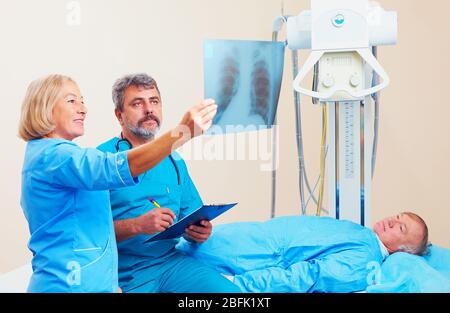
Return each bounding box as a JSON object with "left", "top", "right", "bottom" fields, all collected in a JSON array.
[{"left": 373, "top": 212, "right": 429, "bottom": 256}]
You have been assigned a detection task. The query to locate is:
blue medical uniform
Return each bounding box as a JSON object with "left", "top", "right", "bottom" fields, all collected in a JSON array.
[
  {"left": 97, "top": 137, "right": 240, "bottom": 293},
  {"left": 178, "top": 216, "right": 384, "bottom": 293},
  {"left": 21, "top": 138, "right": 138, "bottom": 292}
]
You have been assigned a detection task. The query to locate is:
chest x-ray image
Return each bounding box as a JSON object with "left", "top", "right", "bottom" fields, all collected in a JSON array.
[{"left": 204, "top": 39, "right": 285, "bottom": 134}]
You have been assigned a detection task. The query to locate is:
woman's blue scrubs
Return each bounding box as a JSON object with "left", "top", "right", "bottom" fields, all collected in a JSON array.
[{"left": 21, "top": 138, "right": 139, "bottom": 292}]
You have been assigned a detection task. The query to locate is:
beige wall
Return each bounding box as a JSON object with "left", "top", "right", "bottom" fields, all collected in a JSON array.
[{"left": 1, "top": 0, "right": 449, "bottom": 273}]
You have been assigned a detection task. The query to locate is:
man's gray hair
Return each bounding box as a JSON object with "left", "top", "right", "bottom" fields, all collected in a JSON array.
[
  {"left": 112, "top": 73, "right": 160, "bottom": 111},
  {"left": 401, "top": 212, "right": 430, "bottom": 256}
]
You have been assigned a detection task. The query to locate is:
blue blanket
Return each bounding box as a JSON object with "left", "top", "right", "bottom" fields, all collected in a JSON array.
[
  {"left": 177, "top": 216, "right": 384, "bottom": 293},
  {"left": 367, "top": 245, "right": 450, "bottom": 293},
  {"left": 177, "top": 218, "right": 450, "bottom": 293}
]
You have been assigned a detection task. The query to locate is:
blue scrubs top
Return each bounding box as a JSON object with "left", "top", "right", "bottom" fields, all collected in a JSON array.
[
  {"left": 21, "top": 138, "right": 139, "bottom": 292},
  {"left": 97, "top": 137, "right": 203, "bottom": 289}
]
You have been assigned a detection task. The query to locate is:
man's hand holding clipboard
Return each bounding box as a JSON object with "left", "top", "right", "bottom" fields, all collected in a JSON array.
[{"left": 144, "top": 203, "right": 237, "bottom": 243}]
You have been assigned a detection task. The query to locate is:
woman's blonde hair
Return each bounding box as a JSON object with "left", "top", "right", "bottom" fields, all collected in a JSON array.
[{"left": 18, "top": 74, "right": 75, "bottom": 141}]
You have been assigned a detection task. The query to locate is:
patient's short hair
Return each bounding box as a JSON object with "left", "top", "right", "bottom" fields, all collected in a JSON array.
[
  {"left": 18, "top": 74, "right": 75, "bottom": 141},
  {"left": 400, "top": 212, "right": 429, "bottom": 256}
]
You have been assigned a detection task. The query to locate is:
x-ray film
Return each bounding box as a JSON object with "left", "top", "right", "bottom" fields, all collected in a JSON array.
[{"left": 204, "top": 39, "right": 285, "bottom": 134}]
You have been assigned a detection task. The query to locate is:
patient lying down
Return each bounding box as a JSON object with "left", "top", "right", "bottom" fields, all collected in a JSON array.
[{"left": 177, "top": 212, "right": 429, "bottom": 293}]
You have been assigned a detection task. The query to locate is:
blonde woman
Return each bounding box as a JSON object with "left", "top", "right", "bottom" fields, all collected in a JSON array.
[{"left": 18, "top": 74, "right": 216, "bottom": 292}]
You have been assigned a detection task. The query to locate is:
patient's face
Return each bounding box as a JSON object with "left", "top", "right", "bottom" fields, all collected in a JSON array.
[{"left": 373, "top": 213, "right": 424, "bottom": 253}]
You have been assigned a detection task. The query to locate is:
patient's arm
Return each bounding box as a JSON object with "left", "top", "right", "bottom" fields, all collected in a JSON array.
[{"left": 114, "top": 208, "right": 176, "bottom": 242}]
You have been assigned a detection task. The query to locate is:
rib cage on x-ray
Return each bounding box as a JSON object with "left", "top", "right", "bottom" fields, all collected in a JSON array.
[
  {"left": 204, "top": 40, "right": 285, "bottom": 133},
  {"left": 251, "top": 57, "right": 270, "bottom": 124},
  {"left": 216, "top": 56, "right": 240, "bottom": 122}
]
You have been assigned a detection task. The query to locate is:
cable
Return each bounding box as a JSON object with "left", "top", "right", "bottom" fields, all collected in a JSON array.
[
  {"left": 272, "top": 14, "right": 322, "bottom": 217},
  {"left": 292, "top": 51, "right": 306, "bottom": 214},
  {"left": 292, "top": 51, "right": 319, "bottom": 212},
  {"left": 371, "top": 46, "right": 380, "bottom": 178},
  {"left": 305, "top": 146, "right": 328, "bottom": 209},
  {"left": 270, "top": 15, "right": 289, "bottom": 218},
  {"left": 316, "top": 104, "right": 327, "bottom": 216}
]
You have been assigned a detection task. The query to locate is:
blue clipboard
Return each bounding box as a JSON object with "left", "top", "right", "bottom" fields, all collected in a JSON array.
[{"left": 144, "top": 203, "right": 237, "bottom": 242}]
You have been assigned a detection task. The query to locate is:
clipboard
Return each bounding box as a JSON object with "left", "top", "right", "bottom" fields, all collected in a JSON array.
[{"left": 144, "top": 203, "right": 237, "bottom": 242}]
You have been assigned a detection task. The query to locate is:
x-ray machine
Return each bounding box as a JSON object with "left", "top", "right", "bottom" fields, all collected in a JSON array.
[{"left": 272, "top": 0, "right": 397, "bottom": 226}]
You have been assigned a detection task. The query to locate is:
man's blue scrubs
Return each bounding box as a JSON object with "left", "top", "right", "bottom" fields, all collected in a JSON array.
[{"left": 98, "top": 137, "right": 240, "bottom": 293}]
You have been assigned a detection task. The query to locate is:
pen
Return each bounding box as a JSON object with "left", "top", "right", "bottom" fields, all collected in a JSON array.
[{"left": 148, "top": 197, "right": 161, "bottom": 208}]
